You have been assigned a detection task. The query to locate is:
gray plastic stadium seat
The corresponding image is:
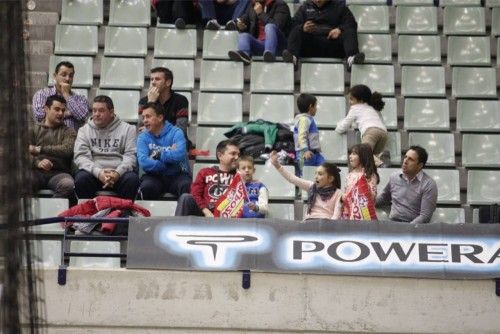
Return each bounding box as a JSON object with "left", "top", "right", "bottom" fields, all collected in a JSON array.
[
  {"left": 197, "top": 93, "right": 243, "bottom": 125},
  {"left": 386, "top": 131, "right": 402, "bottom": 165},
  {"left": 394, "top": 0, "right": 435, "bottom": 4},
  {"left": 104, "top": 26, "right": 147, "bottom": 57},
  {"left": 398, "top": 35, "right": 441, "bottom": 65},
  {"left": 108, "top": 0, "right": 150, "bottom": 27},
  {"left": 430, "top": 208, "right": 465, "bottom": 224},
  {"left": 151, "top": 58, "right": 195, "bottom": 91},
  {"left": 314, "top": 96, "right": 346, "bottom": 128},
  {"left": 452, "top": 67, "right": 497, "bottom": 98},
  {"left": 250, "top": 62, "right": 294, "bottom": 93},
  {"left": 346, "top": 0, "right": 387, "bottom": 4},
  {"left": 69, "top": 241, "right": 121, "bottom": 268},
  {"left": 376, "top": 168, "right": 400, "bottom": 196},
  {"left": 60, "top": 0, "right": 103, "bottom": 25},
  {"left": 249, "top": 94, "right": 294, "bottom": 124},
  {"left": 447, "top": 36, "right": 490, "bottom": 66},
  {"left": 494, "top": 8, "right": 500, "bottom": 36},
  {"left": 404, "top": 98, "right": 450, "bottom": 131},
  {"left": 401, "top": 66, "right": 446, "bottom": 97},
  {"left": 267, "top": 203, "right": 295, "bottom": 220},
  {"left": 96, "top": 89, "right": 140, "bottom": 122},
  {"left": 467, "top": 170, "right": 500, "bottom": 204},
  {"left": 349, "top": 5, "right": 390, "bottom": 33},
  {"left": 30, "top": 198, "right": 68, "bottom": 234},
  {"left": 498, "top": 38, "right": 500, "bottom": 66},
  {"left": 300, "top": 63, "right": 344, "bottom": 95},
  {"left": 135, "top": 200, "right": 177, "bottom": 216},
  {"left": 200, "top": 60, "right": 244, "bottom": 92},
  {"left": 202, "top": 30, "right": 239, "bottom": 60},
  {"left": 376, "top": 207, "right": 390, "bottom": 221},
  {"left": 443, "top": 7, "right": 485, "bottom": 35},
  {"left": 48, "top": 55, "right": 93, "bottom": 88},
  {"left": 154, "top": 28, "right": 197, "bottom": 59},
  {"left": 425, "top": 169, "right": 460, "bottom": 204},
  {"left": 254, "top": 165, "right": 296, "bottom": 200},
  {"left": 456, "top": 100, "right": 500, "bottom": 133},
  {"left": 358, "top": 34, "right": 392, "bottom": 64},
  {"left": 462, "top": 134, "right": 500, "bottom": 167},
  {"left": 195, "top": 126, "right": 231, "bottom": 160},
  {"left": 440, "top": 0, "right": 481, "bottom": 5},
  {"left": 54, "top": 25, "right": 98, "bottom": 56},
  {"left": 319, "top": 130, "right": 347, "bottom": 163},
  {"left": 31, "top": 240, "right": 62, "bottom": 268},
  {"left": 351, "top": 64, "right": 395, "bottom": 96},
  {"left": 381, "top": 97, "right": 398, "bottom": 130},
  {"left": 99, "top": 57, "right": 144, "bottom": 89},
  {"left": 395, "top": 6, "right": 438, "bottom": 34},
  {"left": 408, "top": 132, "right": 455, "bottom": 166},
  {"left": 487, "top": 0, "right": 500, "bottom": 7}
]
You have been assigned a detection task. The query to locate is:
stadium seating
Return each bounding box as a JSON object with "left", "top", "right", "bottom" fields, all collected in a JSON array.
[
  {"left": 69, "top": 240, "right": 121, "bottom": 268},
  {"left": 386, "top": 131, "right": 402, "bottom": 165},
  {"left": 48, "top": 55, "right": 93, "bottom": 88},
  {"left": 398, "top": 35, "right": 441, "bottom": 65},
  {"left": 249, "top": 94, "right": 295, "bottom": 124},
  {"left": 154, "top": 28, "right": 197, "bottom": 59},
  {"left": 250, "top": 62, "right": 294, "bottom": 93},
  {"left": 351, "top": 64, "right": 395, "bottom": 95},
  {"left": 493, "top": 8, "right": 500, "bottom": 36},
  {"left": 440, "top": 0, "right": 481, "bottom": 5},
  {"left": 135, "top": 200, "right": 177, "bottom": 216},
  {"left": 349, "top": 5, "right": 390, "bottom": 33},
  {"left": 30, "top": 198, "right": 67, "bottom": 234},
  {"left": 358, "top": 34, "right": 392, "bottom": 64},
  {"left": 54, "top": 24, "right": 98, "bottom": 56},
  {"left": 60, "top": 0, "right": 103, "bottom": 25},
  {"left": 314, "top": 96, "right": 346, "bottom": 128},
  {"left": 447, "top": 36, "right": 491, "bottom": 66},
  {"left": 267, "top": 203, "right": 295, "bottom": 220},
  {"left": 395, "top": 6, "right": 438, "bottom": 35},
  {"left": 197, "top": 93, "right": 243, "bottom": 125},
  {"left": 300, "top": 63, "right": 344, "bottom": 95},
  {"left": 443, "top": 7, "right": 485, "bottom": 35},
  {"left": 401, "top": 66, "right": 446, "bottom": 97},
  {"left": 96, "top": 89, "right": 140, "bottom": 122},
  {"left": 456, "top": 100, "right": 500, "bottom": 132},
  {"left": 202, "top": 30, "right": 238, "bottom": 60},
  {"left": 408, "top": 132, "right": 455, "bottom": 166},
  {"left": 31, "top": 240, "right": 62, "bottom": 268},
  {"left": 200, "top": 61, "right": 244, "bottom": 92},
  {"left": 467, "top": 170, "right": 500, "bottom": 204},
  {"left": 104, "top": 27, "right": 148, "bottom": 57},
  {"left": 404, "top": 99, "right": 450, "bottom": 131},
  {"left": 108, "top": 0, "right": 151, "bottom": 27},
  {"left": 99, "top": 57, "right": 144, "bottom": 89},
  {"left": 394, "top": 0, "right": 434, "bottom": 4},
  {"left": 319, "top": 130, "right": 348, "bottom": 164},
  {"left": 195, "top": 127, "right": 231, "bottom": 160},
  {"left": 461, "top": 134, "right": 500, "bottom": 167},
  {"left": 151, "top": 58, "right": 195, "bottom": 91},
  {"left": 380, "top": 97, "right": 398, "bottom": 130},
  {"left": 426, "top": 169, "right": 461, "bottom": 204},
  {"left": 430, "top": 208, "right": 465, "bottom": 224},
  {"left": 254, "top": 165, "right": 296, "bottom": 200},
  {"left": 451, "top": 67, "right": 497, "bottom": 98}
]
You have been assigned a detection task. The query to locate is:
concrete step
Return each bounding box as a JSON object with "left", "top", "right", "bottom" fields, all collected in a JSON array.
[
  {"left": 25, "top": 24, "right": 56, "bottom": 42},
  {"left": 25, "top": 40, "right": 53, "bottom": 56},
  {"left": 27, "top": 0, "right": 61, "bottom": 13},
  {"left": 25, "top": 11, "right": 59, "bottom": 26}
]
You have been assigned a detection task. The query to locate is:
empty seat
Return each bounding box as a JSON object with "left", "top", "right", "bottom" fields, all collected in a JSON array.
[
  {"left": 151, "top": 58, "right": 195, "bottom": 91},
  {"left": 381, "top": 97, "right": 398, "bottom": 130},
  {"left": 456, "top": 100, "right": 500, "bottom": 132},
  {"left": 96, "top": 89, "right": 140, "bottom": 122},
  {"left": 426, "top": 169, "right": 461, "bottom": 204},
  {"left": 493, "top": 8, "right": 500, "bottom": 36},
  {"left": 443, "top": 7, "right": 485, "bottom": 35},
  {"left": 447, "top": 36, "right": 490, "bottom": 66},
  {"left": 195, "top": 126, "right": 231, "bottom": 160},
  {"left": 202, "top": 30, "right": 239, "bottom": 60},
  {"left": 440, "top": 0, "right": 481, "bottom": 6},
  {"left": 69, "top": 241, "right": 121, "bottom": 268},
  {"left": 404, "top": 98, "right": 450, "bottom": 130},
  {"left": 401, "top": 66, "right": 446, "bottom": 97},
  {"left": 30, "top": 198, "right": 68, "bottom": 234},
  {"left": 48, "top": 55, "right": 93, "bottom": 88},
  {"left": 430, "top": 207, "right": 465, "bottom": 224},
  {"left": 60, "top": 0, "right": 103, "bottom": 25},
  {"left": 386, "top": 131, "right": 402, "bottom": 165},
  {"left": 108, "top": 0, "right": 150, "bottom": 27},
  {"left": 394, "top": 0, "right": 435, "bottom": 4},
  {"left": 408, "top": 132, "right": 455, "bottom": 166},
  {"left": 250, "top": 62, "right": 294, "bottom": 93},
  {"left": 134, "top": 200, "right": 177, "bottom": 216},
  {"left": 54, "top": 24, "right": 98, "bottom": 56},
  {"left": 349, "top": 5, "right": 390, "bottom": 33},
  {"left": 319, "top": 130, "right": 347, "bottom": 163},
  {"left": 314, "top": 96, "right": 346, "bottom": 128},
  {"left": 462, "top": 134, "right": 500, "bottom": 167},
  {"left": 104, "top": 26, "right": 147, "bottom": 57},
  {"left": 467, "top": 170, "right": 500, "bottom": 204},
  {"left": 398, "top": 35, "right": 441, "bottom": 65},
  {"left": 267, "top": 203, "right": 294, "bottom": 220},
  {"left": 358, "top": 34, "right": 392, "bottom": 64},
  {"left": 487, "top": 0, "right": 500, "bottom": 7},
  {"left": 452, "top": 67, "right": 497, "bottom": 98},
  {"left": 351, "top": 64, "right": 395, "bottom": 96},
  {"left": 376, "top": 168, "right": 401, "bottom": 196},
  {"left": 31, "top": 240, "right": 62, "bottom": 268},
  {"left": 200, "top": 60, "right": 244, "bottom": 92},
  {"left": 197, "top": 93, "right": 243, "bottom": 125},
  {"left": 249, "top": 94, "right": 295, "bottom": 124},
  {"left": 254, "top": 164, "right": 295, "bottom": 200},
  {"left": 99, "top": 57, "right": 144, "bottom": 89},
  {"left": 154, "top": 28, "right": 197, "bottom": 59},
  {"left": 396, "top": 6, "right": 438, "bottom": 34},
  {"left": 346, "top": 0, "right": 387, "bottom": 4},
  {"left": 300, "top": 63, "right": 344, "bottom": 95}
]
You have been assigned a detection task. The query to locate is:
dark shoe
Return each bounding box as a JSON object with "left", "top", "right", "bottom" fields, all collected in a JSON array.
[
  {"left": 174, "top": 18, "right": 186, "bottom": 29},
  {"left": 225, "top": 20, "right": 237, "bottom": 31},
  {"left": 263, "top": 50, "right": 275, "bottom": 63},
  {"left": 282, "top": 49, "right": 298, "bottom": 71},
  {"left": 347, "top": 52, "right": 365, "bottom": 71},
  {"left": 206, "top": 19, "right": 221, "bottom": 30},
  {"left": 228, "top": 50, "right": 251, "bottom": 65}
]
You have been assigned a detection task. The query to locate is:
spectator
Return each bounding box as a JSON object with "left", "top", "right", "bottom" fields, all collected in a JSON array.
[
  {"left": 32, "top": 61, "right": 89, "bottom": 130},
  {"left": 200, "top": 0, "right": 250, "bottom": 30},
  {"left": 238, "top": 156, "right": 269, "bottom": 218},
  {"left": 341, "top": 144, "right": 379, "bottom": 220},
  {"left": 153, "top": 0, "right": 201, "bottom": 28},
  {"left": 227, "top": 0, "right": 290, "bottom": 64},
  {"left": 30, "top": 95, "right": 77, "bottom": 205},
  {"left": 270, "top": 150, "right": 342, "bottom": 220},
  {"left": 376, "top": 146, "right": 438, "bottom": 224},
  {"left": 282, "top": 0, "right": 364, "bottom": 70},
  {"left": 335, "top": 84, "right": 388, "bottom": 167},
  {"left": 138, "top": 67, "right": 192, "bottom": 150},
  {"left": 137, "top": 102, "right": 191, "bottom": 200},
  {"left": 74, "top": 95, "right": 139, "bottom": 200},
  {"left": 294, "top": 93, "right": 324, "bottom": 177},
  {"left": 175, "top": 140, "right": 240, "bottom": 216}
]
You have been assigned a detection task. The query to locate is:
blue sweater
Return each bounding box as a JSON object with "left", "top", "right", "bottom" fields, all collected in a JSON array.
[{"left": 137, "top": 122, "right": 190, "bottom": 176}]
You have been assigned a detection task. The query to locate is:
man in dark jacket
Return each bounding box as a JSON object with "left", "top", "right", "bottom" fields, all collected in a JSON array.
[
  {"left": 282, "top": 0, "right": 364, "bottom": 70},
  {"left": 228, "top": 0, "right": 291, "bottom": 63}
]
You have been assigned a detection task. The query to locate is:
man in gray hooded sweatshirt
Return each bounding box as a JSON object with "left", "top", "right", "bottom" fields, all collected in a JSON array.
[{"left": 74, "top": 95, "right": 140, "bottom": 199}]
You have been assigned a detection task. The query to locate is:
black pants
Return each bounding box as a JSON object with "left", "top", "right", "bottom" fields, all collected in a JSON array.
[
  {"left": 287, "top": 25, "right": 359, "bottom": 59},
  {"left": 174, "top": 193, "right": 205, "bottom": 216},
  {"left": 74, "top": 170, "right": 140, "bottom": 200},
  {"left": 138, "top": 173, "right": 192, "bottom": 200},
  {"left": 155, "top": 0, "right": 201, "bottom": 24}
]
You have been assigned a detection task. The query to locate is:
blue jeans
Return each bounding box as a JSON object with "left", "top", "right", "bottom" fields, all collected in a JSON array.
[
  {"left": 295, "top": 151, "right": 325, "bottom": 177},
  {"left": 238, "top": 23, "right": 286, "bottom": 57},
  {"left": 199, "top": 0, "right": 249, "bottom": 24}
]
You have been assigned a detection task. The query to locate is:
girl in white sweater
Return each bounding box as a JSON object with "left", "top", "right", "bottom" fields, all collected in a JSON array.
[{"left": 335, "top": 84, "right": 388, "bottom": 166}]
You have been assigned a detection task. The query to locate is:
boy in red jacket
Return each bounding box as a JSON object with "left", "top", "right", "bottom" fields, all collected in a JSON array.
[{"left": 175, "top": 139, "right": 240, "bottom": 217}]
